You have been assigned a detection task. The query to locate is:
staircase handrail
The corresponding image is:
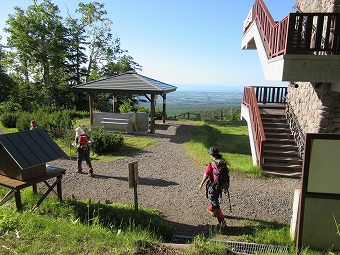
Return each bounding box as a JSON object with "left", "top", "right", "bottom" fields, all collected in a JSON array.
[
  {"left": 285, "top": 100, "right": 305, "bottom": 158},
  {"left": 243, "top": 86, "right": 266, "bottom": 164},
  {"left": 244, "top": 0, "right": 340, "bottom": 58}
]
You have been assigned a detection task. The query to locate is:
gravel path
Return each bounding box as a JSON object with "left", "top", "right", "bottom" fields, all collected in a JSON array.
[{"left": 49, "top": 121, "right": 301, "bottom": 238}]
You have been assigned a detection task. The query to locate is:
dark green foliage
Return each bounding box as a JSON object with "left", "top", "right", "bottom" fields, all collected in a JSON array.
[
  {"left": 154, "top": 107, "right": 163, "bottom": 120},
  {"left": 88, "top": 126, "right": 124, "bottom": 154},
  {"left": 15, "top": 112, "right": 32, "bottom": 131},
  {"left": 0, "top": 101, "right": 22, "bottom": 115},
  {"left": 167, "top": 106, "right": 242, "bottom": 122},
  {"left": 15, "top": 108, "right": 74, "bottom": 138},
  {"left": 1, "top": 1, "right": 139, "bottom": 113},
  {"left": 63, "top": 129, "right": 77, "bottom": 149},
  {"left": 67, "top": 109, "right": 89, "bottom": 119},
  {"left": 0, "top": 112, "right": 20, "bottom": 128}
]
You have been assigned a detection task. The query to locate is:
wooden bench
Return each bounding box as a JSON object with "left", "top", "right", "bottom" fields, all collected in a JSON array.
[
  {"left": 0, "top": 166, "right": 66, "bottom": 211},
  {"left": 100, "top": 117, "right": 130, "bottom": 133}
]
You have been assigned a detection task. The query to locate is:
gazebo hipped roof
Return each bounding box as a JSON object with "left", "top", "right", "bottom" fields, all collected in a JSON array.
[
  {"left": 71, "top": 71, "right": 177, "bottom": 134},
  {"left": 72, "top": 71, "right": 177, "bottom": 94}
]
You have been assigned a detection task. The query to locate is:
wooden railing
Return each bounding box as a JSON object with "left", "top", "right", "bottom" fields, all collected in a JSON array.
[
  {"left": 242, "top": 86, "right": 287, "bottom": 164},
  {"left": 253, "top": 86, "right": 287, "bottom": 104},
  {"left": 246, "top": 0, "right": 340, "bottom": 58},
  {"left": 243, "top": 87, "right": 266, "bottom": 164}
]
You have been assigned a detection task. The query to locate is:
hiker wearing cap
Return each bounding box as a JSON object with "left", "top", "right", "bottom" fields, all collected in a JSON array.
[
  {"left": 199, "top": 146, "right": 227, "bottom": 227},
  {"left": 74, "top": 127, "right": 94, "bottom": 177}
]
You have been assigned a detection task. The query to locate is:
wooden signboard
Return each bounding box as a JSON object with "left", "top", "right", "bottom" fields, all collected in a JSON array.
[{"left": 296, "top": 133, "right": 340, "bottom": 253}]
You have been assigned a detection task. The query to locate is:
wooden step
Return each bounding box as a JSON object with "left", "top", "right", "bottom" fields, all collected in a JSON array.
[
  {"left": 265, "top": 132, "right": 293, "bottom": 139},
  {"left": 263, "top": 149, "right": 300, "bottom": 157},
  {"left": 264, "top": 138, "right": 296, "bottom": 145},
  {"left": 263, "top": 143, "right": 299, "bottom": 152},
  {"left": 263, "top": 122, "right": 290, "bottom": 128},
  {"left": 262, "top": 118, "right": 287, "bottom": 124},
  {"left": 262, "top": 162, "right": 302, "bottom": 172},
  {"left": 263, "top": 155, "right": 302, "bottom": 164}
]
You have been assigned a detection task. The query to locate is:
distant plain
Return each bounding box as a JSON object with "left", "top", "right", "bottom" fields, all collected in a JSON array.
[{"left": 140, "top": 90, "right": 243, "bottom": 115}]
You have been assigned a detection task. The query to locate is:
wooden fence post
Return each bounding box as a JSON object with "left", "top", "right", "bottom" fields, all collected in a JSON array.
[{"left": 128, "top": 161, "right": 139, "bottom": 211}]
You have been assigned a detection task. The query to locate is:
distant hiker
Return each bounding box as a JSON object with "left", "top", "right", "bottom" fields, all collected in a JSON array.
[
  {"left": 199, "top": 147, "right": 229, "bottom": 227},
  {"left": 74, "top": 127, "right": 94, "bottom": 177},
  {"left": 30, "top": 120, "right": 42, "bottom": 130}
]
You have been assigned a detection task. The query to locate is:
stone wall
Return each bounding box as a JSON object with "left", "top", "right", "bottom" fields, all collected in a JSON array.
[
  {"left": 295, "top": 0, "right": 340, "bottom": 12},
  {"left": 286, "top": 83, "right": 340, "bottom": 135},
  {"left": 286, "top": 0, "right": 340, "bottom": 144}
]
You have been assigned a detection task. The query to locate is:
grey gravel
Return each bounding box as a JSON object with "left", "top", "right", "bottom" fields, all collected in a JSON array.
[{"left": 49, "top": 121, "right": 301, "bottom": 237}]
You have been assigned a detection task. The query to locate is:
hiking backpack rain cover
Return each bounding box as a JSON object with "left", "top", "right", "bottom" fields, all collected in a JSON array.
[{"left": 211, "top": 159, "right": 230, "bottom": 192}]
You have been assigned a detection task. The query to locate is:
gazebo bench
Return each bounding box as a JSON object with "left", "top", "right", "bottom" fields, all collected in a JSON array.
[{"left": 100, "top": 117, "right": 129, "bottom": 133}]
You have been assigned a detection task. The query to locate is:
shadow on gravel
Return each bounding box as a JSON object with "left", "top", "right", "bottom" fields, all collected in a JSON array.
[
  {"left": 93, "top": 175, "right": 179, "bottom": 187},
  {"left": 155, "top": 124, "right": 171, "bottom": 130},
  {"left": 166, "top": 219, "right": 256, "bottom": 238},
  {"left": 167, "top": 214, "right": 288, "bottom": 240}
]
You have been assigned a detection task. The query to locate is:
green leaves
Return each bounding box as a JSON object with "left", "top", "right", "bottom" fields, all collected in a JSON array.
[{"left": 1, "top": 0, "right": 139, "bottom": 112}]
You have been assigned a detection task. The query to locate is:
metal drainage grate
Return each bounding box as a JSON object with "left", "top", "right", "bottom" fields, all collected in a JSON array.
[{"left": 171, "top": 235, "right": 289, "bottom": 254}]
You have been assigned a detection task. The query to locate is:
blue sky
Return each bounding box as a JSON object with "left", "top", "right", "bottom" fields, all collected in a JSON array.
[{"left": 0, "top": 0, "right": 295, "bottom": 91}]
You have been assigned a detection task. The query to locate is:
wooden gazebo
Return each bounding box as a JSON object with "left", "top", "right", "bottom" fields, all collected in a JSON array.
[{"left": 72, "top": 71, "right": 177, "bottom": 134}]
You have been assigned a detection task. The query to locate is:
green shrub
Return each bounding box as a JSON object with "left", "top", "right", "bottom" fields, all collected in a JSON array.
[
  {"left": 0, "top": 101, "right": 22, "bottom": 115},
  {"left": 0, "top": 112, "right": 19, "bottom": 128},
  {"left": 89, "top": 126, "right": 124, "bottom": 154},
  {"left": 15, "top": 109, "right": 74, "bottom": 137},
  {"left": 63, "top": 129, "right": 76, "bottom": 148},
  {"left": 155, "top": 107, "right": 163, "bottom": 120},
  {"left": 119, "top": 100, "right": 133, "bottom": 113},
  {"left": 43, "top": 111, "right": 73, "bottom": 138},
  {"left": 136, "top": 105, "right": 149, "bottom": 113},
  {"left": 16, "top": 112, "right": 33, "bottom": 131},
  {"left": 68, "top": 110, "right": 89, "bottom": 119}
]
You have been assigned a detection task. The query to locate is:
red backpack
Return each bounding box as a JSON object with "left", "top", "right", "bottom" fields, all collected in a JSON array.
[{"left": 78, "top": 135, "right": 88, "bottom": 150}]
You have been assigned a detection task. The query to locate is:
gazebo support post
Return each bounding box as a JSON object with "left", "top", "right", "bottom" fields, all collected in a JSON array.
[
  {"left": 113, "top": 94, "right": 118, "bottom": 113},
  {"left": 150, "top": 94, "right": 155, "bottom": 134},
  {"left": 89, "top": 93, "right": 94, "bottom": 127},
  {"left": 162, "top": 94, "right": 166, "bottom": 124}
]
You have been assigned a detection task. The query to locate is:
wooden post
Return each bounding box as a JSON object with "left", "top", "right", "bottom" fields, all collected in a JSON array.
[
  {"left": 112, "top": 95, "right": 115, "bottom": 113},
  {"left": 128, "top": 161, "right": 139, "bottom": 211},
  {"left": 150, "top": 94, "right": 155, "bottom": 134},
  {"left": 162, "top": 94, "right": 166, "bottom": 124},
  {"left": 113, "top": 94, "right": 118, "bottom": 113},
  {"left": 89, "top": 93, "right": 94, "bottom": 127}
]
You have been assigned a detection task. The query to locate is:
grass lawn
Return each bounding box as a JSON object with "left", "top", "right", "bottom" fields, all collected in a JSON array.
[{"left": 0, "top": 119, "right": 330, "bottom": 254}]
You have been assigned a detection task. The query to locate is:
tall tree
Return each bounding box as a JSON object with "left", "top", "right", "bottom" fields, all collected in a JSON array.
[
  {"left": 76, "top": 2, "right": 123, "bottom": 82},
  {"left": 4, "top": 0, "right": 68, "bottom": 107}
]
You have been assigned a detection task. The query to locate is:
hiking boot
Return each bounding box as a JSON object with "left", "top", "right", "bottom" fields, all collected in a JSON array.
[
  {"left": 76, "top": 167, "right": 83, "bottom": 173},
  {"left": 88, "top": 168, "right": 93, "bottom": 177}
]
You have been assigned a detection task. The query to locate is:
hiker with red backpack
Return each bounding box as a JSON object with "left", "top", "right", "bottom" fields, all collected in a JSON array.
[
  {"left": 74, "top": 127, "right": 94, "bottom": 177},
  {"left": 30, "top": 120, "right": 43, "bottom": 130},
  {"left": 199, "top": 147, "right": 229, "bottom": 227}
]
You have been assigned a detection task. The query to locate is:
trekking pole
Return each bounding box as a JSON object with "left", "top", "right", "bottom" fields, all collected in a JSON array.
[{"left": 226, "top": 189, "right": 232, "bottom": 212}]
